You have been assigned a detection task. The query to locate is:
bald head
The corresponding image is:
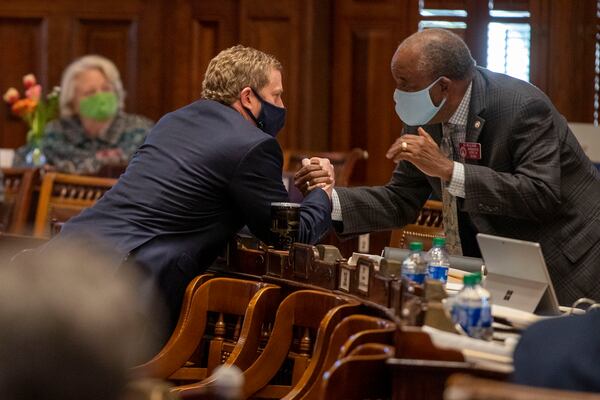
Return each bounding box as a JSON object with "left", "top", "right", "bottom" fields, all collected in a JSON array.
[
  {"left": 391, "top": 29, "right": 475, "bottom": 125},
  {"left": 394, "top": 29, "right": 476, "bottom": 81}
]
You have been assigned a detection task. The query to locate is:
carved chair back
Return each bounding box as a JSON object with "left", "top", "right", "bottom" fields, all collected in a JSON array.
[
  {"left": 240, "top": 290, "right": 361, "bottom": 399},
  {"left": 299, "top": 314, "right": 396, "bottom": 400},
  {"left": 320, "top": 343, "right": 395, "bottom": 400},
  {"left": 1, "top": 167, "right": 37, "bottom": 234},
  {"left": 389, "top": 200, "right": 444, "bottom": 251},
  {"left": 33, "top": 172, "right": 116, "bottom": 237},
  {"left": 135, "top": 276, "right": 280, "bottom": 387}
]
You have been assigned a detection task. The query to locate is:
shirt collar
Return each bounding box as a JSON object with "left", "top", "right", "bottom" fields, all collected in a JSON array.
[{"left": 448, "top": 82, "right": 472, "bottom": 126}]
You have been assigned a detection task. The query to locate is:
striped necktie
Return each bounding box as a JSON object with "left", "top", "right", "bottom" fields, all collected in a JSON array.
[{"left": 440, "top": 123, "right": 463, "bottom": 256}]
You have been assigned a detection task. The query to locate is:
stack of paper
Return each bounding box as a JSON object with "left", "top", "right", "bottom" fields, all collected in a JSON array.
[{"left": 421, "top": 325, "right": 514, "bottom": 373}]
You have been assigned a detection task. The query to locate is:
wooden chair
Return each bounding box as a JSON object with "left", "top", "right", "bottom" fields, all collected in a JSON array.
[
  {"left": 33, "top": 172, "right": 116, "bottom": 237},
  {"left": 0, "top": 167, "right": 38, "bottom": 234},
  {"left": 320, "top": 343, "right": 395, "bottom": 400},
  {"left": 242, "top": 290, "right": 360, "bottom": 399},
  {"left": 389, "top": 199, "right": 444, "bottom": 251},
  {"left": 177, "top": 290, "right": 360, "bottom": 399},
  {"left": 445, "top": 373, "right": 600, "bottom": 400},
  {"left": 133, "top": 276, "right": 280, "bottom": 384},
  {"left": 299, "top": 314, "right": 396, "bottom": 400},
  {"left": 283, "top": 148, "right": 368, "bottom": 187}
]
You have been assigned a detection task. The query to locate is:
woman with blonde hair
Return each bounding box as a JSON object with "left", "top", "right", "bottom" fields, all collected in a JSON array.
[{"left": 14, "top": 54, "right": 152, "bottom": 175}]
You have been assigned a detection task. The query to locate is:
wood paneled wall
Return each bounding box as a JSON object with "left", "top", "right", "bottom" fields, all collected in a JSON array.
[
  {"left": 160, "top": 0, "right": 332, "bottom": 151},
  {"left": 330, "top": 0, "right": 411, "bottom": 185},
  {"left": 0, "top": 0, "right": 597, "bottom": 185},
  {"left": 538, "top": 0, "right": 597, "bottom": 123},
  {"left": 0, "top": 0, "right": 162, "bottom": 148}
]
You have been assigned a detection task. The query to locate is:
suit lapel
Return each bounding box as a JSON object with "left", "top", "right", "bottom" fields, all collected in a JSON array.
[{"left": 465, "top": 68, "right": 487, "bottom": 164}]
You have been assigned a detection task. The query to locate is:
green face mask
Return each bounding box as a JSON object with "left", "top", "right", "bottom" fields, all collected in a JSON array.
[{"left": 79, "top": 92, "right": 118, "bottom": 121}]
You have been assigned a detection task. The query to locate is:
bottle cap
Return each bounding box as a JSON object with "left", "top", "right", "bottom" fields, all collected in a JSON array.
[
  {"left": 463, "top": 272, "right": 482, "bottom": 286},
  {"left": 432, "top": 237, "right": 446, "bottom": 247},
  {"left": 409, "top": 242, "right": 423, "bottom": 251}
]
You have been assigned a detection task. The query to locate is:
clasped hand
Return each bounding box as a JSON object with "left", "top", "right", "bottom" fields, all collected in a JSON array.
[
  {"left": 386, "top": 127, "right": 454, "bottom": 182},
  {"left": 294, "top": 157, "right": 335, "bottom": 199}
]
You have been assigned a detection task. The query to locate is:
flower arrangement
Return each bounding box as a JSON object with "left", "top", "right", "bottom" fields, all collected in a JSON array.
[{"left": 3, "top": 74, "right": 60, "bottom": 148}]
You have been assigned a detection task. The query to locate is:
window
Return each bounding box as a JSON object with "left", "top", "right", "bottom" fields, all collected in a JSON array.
[
  {"left": 486, "top": 2, "right": 531, "bottom": 82},
  {"left": 487, "top": 22, "right": 530, "bottom": 81},
  {"left": 418, "top": 0, "right": 468, "bottom": 39},
  {"left": 418, "top": 0, "right": 532, "bottom": 81}
]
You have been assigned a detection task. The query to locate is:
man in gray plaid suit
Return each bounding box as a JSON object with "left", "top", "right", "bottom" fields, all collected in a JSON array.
[{"left": 296, "top": 28, "right": 600, "bottom": 305}]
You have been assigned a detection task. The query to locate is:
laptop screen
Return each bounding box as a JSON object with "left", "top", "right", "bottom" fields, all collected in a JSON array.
[{"left": 476, "top": 233, "right": 561, "bottom": 315}]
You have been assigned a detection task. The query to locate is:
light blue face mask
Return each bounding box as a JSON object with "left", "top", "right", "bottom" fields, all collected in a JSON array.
[{"left": 393, "top": 77, "right": 446, "bottom": 126}]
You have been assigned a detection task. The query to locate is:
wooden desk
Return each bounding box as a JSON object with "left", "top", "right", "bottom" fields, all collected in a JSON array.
[
  {"left": 388, "top": 358, "right": 508, "bottom": 400},
  {"left": 213, "top": 241, "right": 512, "bottom": 400}
]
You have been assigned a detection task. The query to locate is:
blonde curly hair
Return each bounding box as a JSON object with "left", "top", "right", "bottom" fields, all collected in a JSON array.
[{"left": 202, "top": 45, "right": 282, "bottom": 105}]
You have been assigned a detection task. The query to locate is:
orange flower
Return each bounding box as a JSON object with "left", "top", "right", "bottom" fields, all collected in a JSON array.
[
  {"left": 3, "top": 87, "right": 19, "bottom": 104},
  {"left": 11, "top": 98, "right": 37, "bottom": 117},
  {"left": 22, "top": 74, "right": 37, "bottom": 89},
  {"left": 4, "top": 72, "right": 59, "bottom": 147}
]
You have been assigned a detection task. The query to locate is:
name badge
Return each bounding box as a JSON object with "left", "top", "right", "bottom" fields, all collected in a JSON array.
[{"left": 459, "top": 142, "right": 482, "bottom": 160}]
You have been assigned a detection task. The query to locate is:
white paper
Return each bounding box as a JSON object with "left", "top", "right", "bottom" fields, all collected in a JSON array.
[{"left": 348, "top": 252, "right": 382, "bottom": 271}]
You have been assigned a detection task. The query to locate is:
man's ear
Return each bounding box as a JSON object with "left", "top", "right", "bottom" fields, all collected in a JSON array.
[
  {"left": 239, "top": 87, "right": 254, "bottom": 108},
  {"left": 439, "top": 77, "right": 451, "bottom": 94}
]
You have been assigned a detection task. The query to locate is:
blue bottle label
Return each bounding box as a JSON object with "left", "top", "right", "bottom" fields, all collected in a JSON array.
[
  {"left": 403, "top": 272, "right": 426, "bottom": 284},
  {"left": 453, "top": 303, "right": 492, "bottom": 339},
  {"left": 428, "top": 265, "right": 449, "bottom": 283}
]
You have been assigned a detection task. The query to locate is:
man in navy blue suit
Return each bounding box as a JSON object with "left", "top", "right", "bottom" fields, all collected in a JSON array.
[
  {"left": 513, "top": 310, "right": 600, "bottom": 393},
  {"left": 56, "top": 45, "right": 333, "bottom": 332}
]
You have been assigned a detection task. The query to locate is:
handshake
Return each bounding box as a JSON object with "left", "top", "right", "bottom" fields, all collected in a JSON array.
[{"left": 293, "top": 157, "right": 335, "bottom": 199}]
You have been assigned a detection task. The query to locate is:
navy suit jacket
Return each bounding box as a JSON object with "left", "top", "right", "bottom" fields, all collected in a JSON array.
[
  {"left": 58, "top": 99, "right": 331, "bottom": 321},
  {"left": 513, "top": 310, "right": 600, "bottom": 393}
]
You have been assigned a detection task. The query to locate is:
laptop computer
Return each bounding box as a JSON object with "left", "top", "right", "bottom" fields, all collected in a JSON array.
[{"left": 476, "top": 233, "right": 561, "bottom": 316}]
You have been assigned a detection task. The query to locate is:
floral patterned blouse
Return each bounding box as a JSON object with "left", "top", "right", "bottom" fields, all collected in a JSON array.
[{"left": 13, "top": 112, "right": 153, "bottom": 175}]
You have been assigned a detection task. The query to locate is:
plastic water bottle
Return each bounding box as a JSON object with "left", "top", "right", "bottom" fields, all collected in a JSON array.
[
  {"left": 452, "top": 272, "right": 493, "bottom": 340},
  {"left": 401, "top": 242, "right": 427, "bottom": 284},
  {"left": 426, "top": 237, "right": 450, "bottom": 284}
]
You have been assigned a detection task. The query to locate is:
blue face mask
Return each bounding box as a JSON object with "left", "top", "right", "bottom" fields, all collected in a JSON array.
[
  {"left": 243, "top": 89, "right": 287, "bottom": 137},
  {"left": 393, "top": 77, "right": 446, "bottom": 126}
]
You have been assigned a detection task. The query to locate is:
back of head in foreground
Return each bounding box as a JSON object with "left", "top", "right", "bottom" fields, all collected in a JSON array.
[{"left": 0, "top": 242, "right": 153, "bottom": 400}]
